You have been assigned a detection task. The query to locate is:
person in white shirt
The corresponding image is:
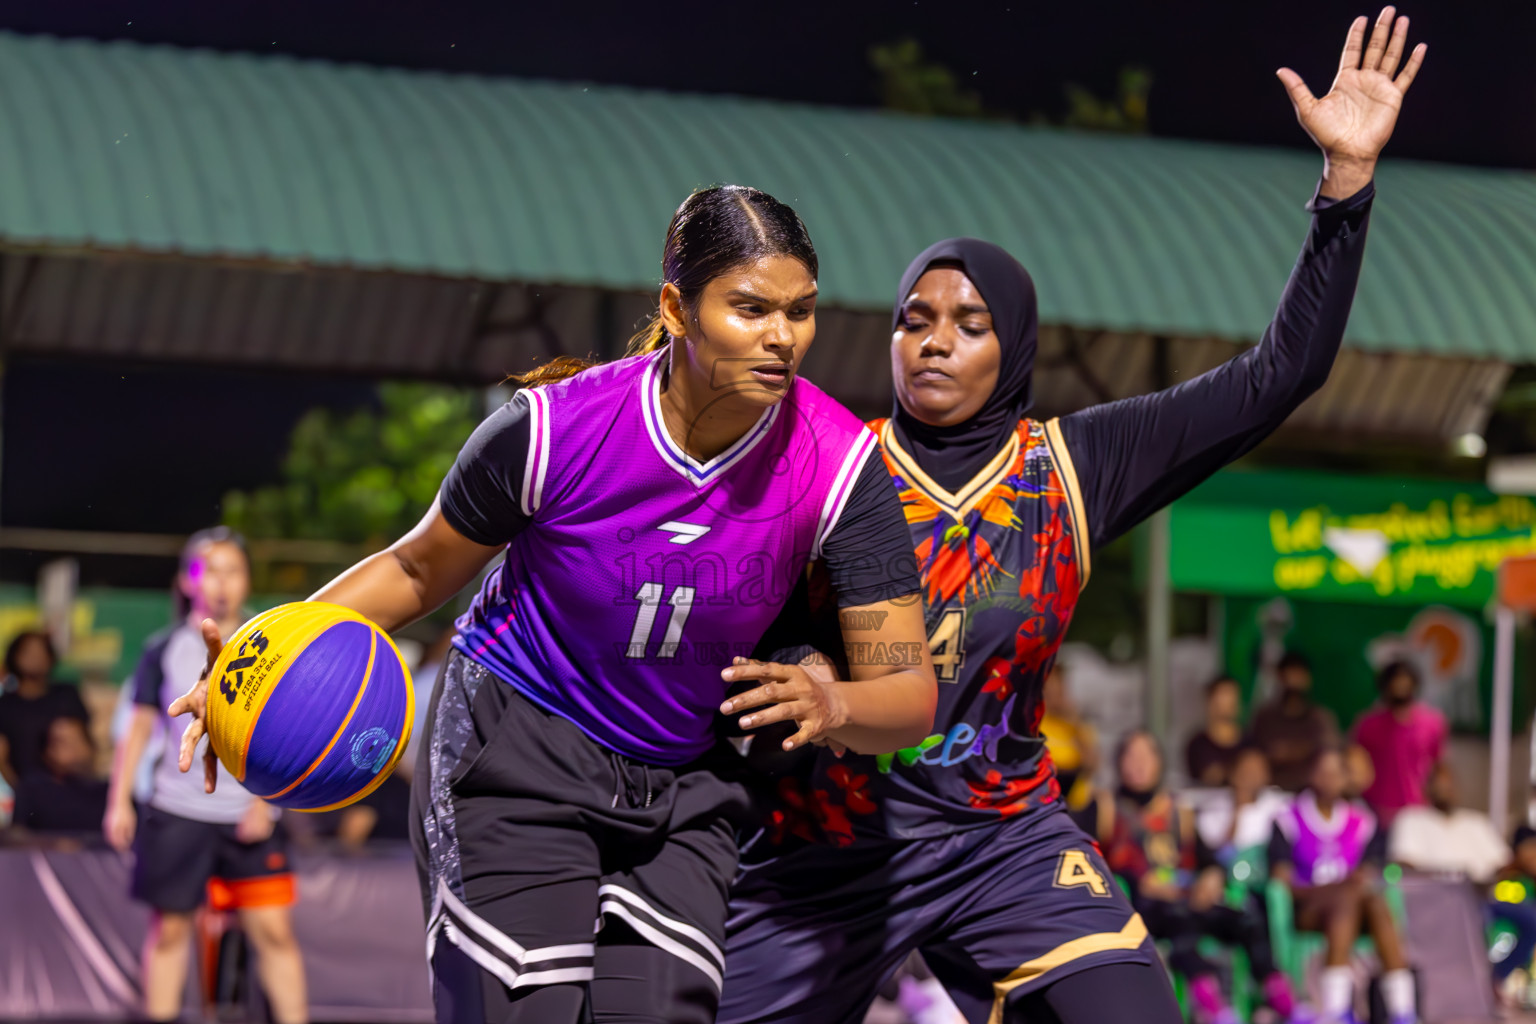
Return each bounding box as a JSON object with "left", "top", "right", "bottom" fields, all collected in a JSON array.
[{"left": 1390, "top": 761, "right": 1533, "bottom": 1003}]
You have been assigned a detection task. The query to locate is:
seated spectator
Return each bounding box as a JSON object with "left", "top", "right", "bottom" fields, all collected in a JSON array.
[
  {"left": 1186, "top": 675, "right": 1245, "bottom": 787},
  {"left": 1352, "top": 660, "right": 1446, "bottom": 828},
  {"left": 1391, "top": 762, "right": 1533, "bottom": 1007},
  {"left": 1097, "top": 730, "right": 1295, "bottom": 1024},
  {"left": 1270, "top": 745, "right": 1416, "bottom": 1024},
  {"left": 1195, "top": 745, "right": 1291, "bottom": 888},
  {"left": 0, "top": 630, "right": 87, "bottom": 787},
  {"left": 1038, "top": 663, "right": 1098, "bottom": 811},
  {"left": 1251, "top": 651, "right": 1339, "bottom": 792},
  {"left": 1344, "top": 742, "right": 1375, "bottom": 801},
  {"left": 12, "top": 716, "right": 109, "bottom": 834}
]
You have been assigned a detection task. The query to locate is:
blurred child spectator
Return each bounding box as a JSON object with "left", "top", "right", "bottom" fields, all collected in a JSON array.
[
  {"left": 1097, "top": 730, "right": 1295, "bottom": 1024},
  {"left": 1250, "top": 652, "right": 1339, "bottom": 792},
  {"left": 12, "top": 715, "right": 109, "bottom": 834},
  {"left": 1194, "top": 745, "right": 1291, "bottom": 886},
  {"left": 0, "top": 630, "right": 88, "bottom": 787},
  {"left": 1352, "top": 660, "right": 1446, "bottom": 827},
  {"left": 1185, "top": 675, "right": 1245, "bottom": 787},
  {"left": 1390, "top": 762, "right": 1532, "bottom": 1006},
  {"left": 1038, "top": 663, "right": 1098, "bottom": 811},
  {"left": 1269, "top": 745, "right": 1415, "bottom": 1024}
]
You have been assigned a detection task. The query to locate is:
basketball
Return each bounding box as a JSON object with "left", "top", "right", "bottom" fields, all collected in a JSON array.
[{"left": 205, "top": 602, "right": 414, "bottom": 812}]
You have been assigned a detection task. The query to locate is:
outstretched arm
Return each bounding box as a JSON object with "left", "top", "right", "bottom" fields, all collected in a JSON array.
[{"left": 1060, "top": 8, "right": 1424, "bottom": 549}]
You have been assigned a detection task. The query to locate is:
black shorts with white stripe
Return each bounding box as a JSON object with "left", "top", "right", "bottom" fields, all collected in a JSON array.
[{"left": 411, "top": 652, "right": 752, "bottom": 1024}]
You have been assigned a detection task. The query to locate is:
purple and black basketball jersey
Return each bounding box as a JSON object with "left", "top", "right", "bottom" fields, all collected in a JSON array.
[{"left": 453, "top": 350, "right": 877, "bottom": 766}]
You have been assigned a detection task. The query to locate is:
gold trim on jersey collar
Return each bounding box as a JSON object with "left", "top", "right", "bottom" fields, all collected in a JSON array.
[{"left": 879, "top": 420, "right": 1019, "bottom": 523}]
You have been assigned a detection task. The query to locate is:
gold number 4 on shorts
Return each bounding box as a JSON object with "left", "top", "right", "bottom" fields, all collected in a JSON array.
[{"left": 1053, "top": 850, "right": 1111, "bottom": 897}]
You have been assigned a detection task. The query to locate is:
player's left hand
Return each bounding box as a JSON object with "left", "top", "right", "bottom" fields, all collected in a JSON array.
[
  {"left": 236, "top": 799, "right": 277, "bottom": 843},
  {"left": 720, "top": 657, "right": 849, "bottom": 752},
  {"left": 1278, "top": 7, "right": 1425, "bottom": 193}
]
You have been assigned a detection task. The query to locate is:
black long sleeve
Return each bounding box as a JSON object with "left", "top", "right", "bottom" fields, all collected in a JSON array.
[{"left": 1059, "top": 182, "right": 1374, "bottom": 549}]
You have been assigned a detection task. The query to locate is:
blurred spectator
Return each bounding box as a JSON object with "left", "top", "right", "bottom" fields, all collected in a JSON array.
[
  {"left": 1343, "top": 742, "right": 1375, "bottom": 801},
  {"left": 1185, "top": 675, "right": 1245, "bottom": 787},
  {"left": 1038, "top": 663, "right": 1098, "bottom": 811},
  {"left": 104, "top": 528, "right": 306, "bottom": 1024},
  {"left": 1194, "top": 745, "right": 1291, "bottom": 884},
  {"left": 1391, "top": 762, "right": 1532, "bottom": 1006},
  {"left": 1097, "top": 731, "right": 1294, "bottom": 1024},
  {"left": 0, "top": 630, "right": 88, "bottom": 787},
  {"left": 1352, "top": 660, "right": 1446, "bottom": 827},
  {"left": 1250, "top": 652, "right": 1339, "bottom": 792},
  {"left": 1269, "top": 746, "right": 1415, "bottom": 1024},
  {"left": 12, "top": 716, "right": 109, "bottom": 834}
]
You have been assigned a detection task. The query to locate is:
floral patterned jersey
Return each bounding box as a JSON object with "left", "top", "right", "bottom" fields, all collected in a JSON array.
[{"left": 768, "top": 416, "right": 1089, "bottom": 845}]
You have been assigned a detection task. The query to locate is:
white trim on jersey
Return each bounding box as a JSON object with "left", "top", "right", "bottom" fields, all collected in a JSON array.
[
  {"left": 812, "top": 427, "right": 879, "bottom": 561},
  {"left": 640, "top": 349, "right": 780, "bottom": 487},
  {"left": 520, "top": 387, "right": 552, "bottom": 517}
]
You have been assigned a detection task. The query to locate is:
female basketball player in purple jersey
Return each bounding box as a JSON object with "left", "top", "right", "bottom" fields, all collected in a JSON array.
[
  {"left": 722, "top": 11, "right": 1424, "bottom": 1024},
  {"left": 171, "top": 185, "right": 938, "bottom": 1023}
]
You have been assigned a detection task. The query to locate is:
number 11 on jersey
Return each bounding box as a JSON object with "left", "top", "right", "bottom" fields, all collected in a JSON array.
[{"left": 626, "top": 583, "right": 696, "bottom": 659}]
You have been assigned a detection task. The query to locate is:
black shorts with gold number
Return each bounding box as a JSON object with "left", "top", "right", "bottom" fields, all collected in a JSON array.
[{"left": 720, "top": 803, "right": 1157, "bottom": 1024}]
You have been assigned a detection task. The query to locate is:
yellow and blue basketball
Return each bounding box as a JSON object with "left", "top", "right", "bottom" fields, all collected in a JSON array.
[{"left": 206, "top": 602, "right": 414, "bottom": 812}]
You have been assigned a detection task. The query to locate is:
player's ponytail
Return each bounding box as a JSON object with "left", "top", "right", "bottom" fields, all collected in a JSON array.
[{"left": 515, "top": 185, "right": 817, "bottom": 387}]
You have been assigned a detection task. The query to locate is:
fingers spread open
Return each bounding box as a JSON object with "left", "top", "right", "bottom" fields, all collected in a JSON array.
[
  {"left": 1395, "top": 42, "right": 1426, "bottom": 93},
  {"left": 739, "top": 700, "right": 803, "bottom": 731},
  {"left": 178, "top": 718, "right": 205, "bottom": 772},
  {"left": 1338, "top": 15, "right": 1369, "bottom": 73},
  {"left": 1378, "top": 14, "right": 1409, "bottom": 77},
  {"left": 1275, "top": 68, "right": 1316, "bottom": 115},
  {"left": 203, "top": 747, "right": 219, "bottom": 794},
  {"left": 782, "top": 722, "right": 817, "bottom": 752},
  {"left": 722, "top": 680, "right": 789, "bottom": 714},
  {"left": 1361, "top": 7, "right": 1396, "bottom": 71},
  {"left": 200, "top": 618, "right": 224, "bottom": 674}
]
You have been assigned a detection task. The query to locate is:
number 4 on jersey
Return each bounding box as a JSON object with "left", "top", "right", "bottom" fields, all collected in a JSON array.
[
  {"left": 927, "top": 608, "right": 965, "bottom": 683},
  {"left": 1054, "top": 850, "right": 1111, "bottom": 897}
]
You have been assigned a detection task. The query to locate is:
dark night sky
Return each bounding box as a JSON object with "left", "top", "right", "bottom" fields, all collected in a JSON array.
[{"left": 2, "top": 0, "right": 1529, "bottom": 553}]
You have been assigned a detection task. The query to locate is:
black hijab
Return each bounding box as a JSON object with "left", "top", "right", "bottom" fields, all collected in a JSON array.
[{"left": 890, "top": 238, "right": 1039, "bottom": 494}]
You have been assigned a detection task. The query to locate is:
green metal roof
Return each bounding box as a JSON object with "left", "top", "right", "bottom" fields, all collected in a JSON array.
[{"left": 2, "top": 32, "right": 1535, "bottom": 360}]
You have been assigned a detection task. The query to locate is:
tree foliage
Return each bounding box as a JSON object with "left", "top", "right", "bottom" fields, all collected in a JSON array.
[
  {"left": 1058, "top": 66, "right": 1152, "bottom": 134},
  {"left": 869, "top": 39, "right": 987, "bottom": 119},
  {"left": 869, "top": 37, "right": 1150, "bottom": 134},
  {"left": 223, "top": 382, "right": 481, "bottom": 545}
]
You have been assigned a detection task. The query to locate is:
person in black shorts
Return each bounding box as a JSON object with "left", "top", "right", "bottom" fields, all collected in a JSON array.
[
  {"left": 106, "top": 529, "right": 307, "bottom": 1024},
  {"left": 170, "top": 187, "right": 937, "bottom": 1024},
  {"left": 722, "top": 11, "right": 1424, "bottom": 1024}
]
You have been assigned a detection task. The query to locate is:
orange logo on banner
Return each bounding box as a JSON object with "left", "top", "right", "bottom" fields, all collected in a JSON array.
[{"left": 1499, "top": 556, "right": 1536, "bottom": 611}]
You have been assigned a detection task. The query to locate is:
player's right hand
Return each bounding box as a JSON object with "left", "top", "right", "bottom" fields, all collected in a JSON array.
[
  {"left": 719, "top": 656, "right": 850, "bottom": 752},
  {"left": 103, "top": 800, "right": 136, "bottom": 852},
  {"left": 167, "top": 617, "right": 223, "bottom": 794}
]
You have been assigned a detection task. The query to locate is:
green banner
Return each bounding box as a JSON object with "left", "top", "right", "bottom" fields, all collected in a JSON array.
[
  {"left": 0, "top": 586, "right": 290, "bottom": 684},
  {"left": 1221, "top": 594, "right": 1530, "bottom": 733},
  {"left": 1170, "top": 469, "right": 1536, "bottom": 607}
]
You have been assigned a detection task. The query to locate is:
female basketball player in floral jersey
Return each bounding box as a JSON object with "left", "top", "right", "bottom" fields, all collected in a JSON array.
[
  {"left": 170, "top": 185, "right": 937, "bottom": 1024},
  {"left": 721, "top": 11, "right": 1424, "bottom": 1024}
]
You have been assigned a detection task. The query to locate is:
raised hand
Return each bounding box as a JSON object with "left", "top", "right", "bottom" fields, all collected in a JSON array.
[
  {"left": 1277, "top": 7, "right": 1426, "bottom": 197},
  {"left": 166, "top": 618, "right": 224, "bottom": 793}
]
